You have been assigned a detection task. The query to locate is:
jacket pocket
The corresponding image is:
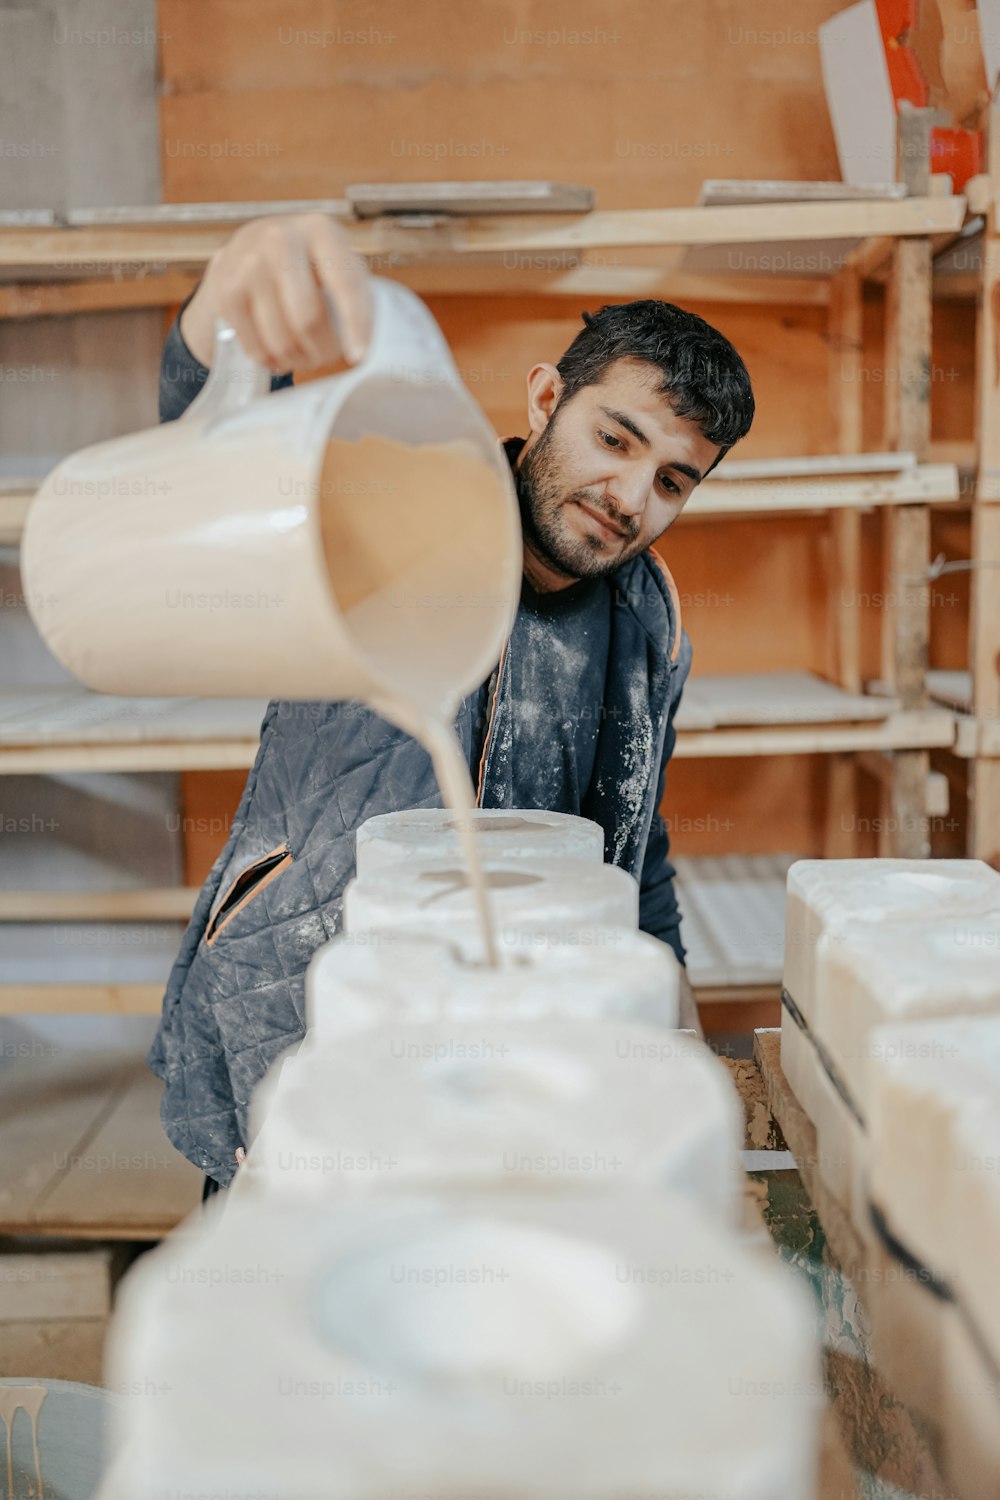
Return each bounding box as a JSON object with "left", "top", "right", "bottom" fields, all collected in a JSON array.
[{"left": 205, "top": 842, "right": 293, "bottom": 947}]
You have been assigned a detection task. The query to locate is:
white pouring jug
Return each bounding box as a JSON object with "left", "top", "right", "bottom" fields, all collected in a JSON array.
[{"left": 21, "top": 277, "right": 522, "bottom": 733}]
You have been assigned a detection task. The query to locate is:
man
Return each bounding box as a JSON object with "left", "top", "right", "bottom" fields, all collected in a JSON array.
[{"left": 150, "top": 214, "right": 755, "bottom": 1194}]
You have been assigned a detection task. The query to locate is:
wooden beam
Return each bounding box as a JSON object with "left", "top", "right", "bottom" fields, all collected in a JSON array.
[
  {"left": 0, "top": 271, "right": 200, "bottom": 319},
  {"left": 827, "top": 265, "right": 864, "bottom": 694},
  {"left": 0, "top": 464, "right": 962, "bottom": 548},
  {"left": 967, "top": 101, "right": 1000, "bottom": 861},
  {"left": 685, "top": 464, "right": 958, "bottom": 518},
  {"left": 671, "top": 708, "right": 954, "bottom": 759},
  {"left": 0, "top": 985, "right": 163, "bottom": 1014},
  {"left": 0, "top": 742, "right": 259, "bottom": 774},
  {"left": 823, "top": 753, "right": 859, "bottom": 857},
  {"left": 0, "top": 888, "right": 198, "bottom": 922},
  {"left": 0, "top": 265, "right": 831, "bottom": 320},
  {"left": 0, "top": 197, "right": 968, "bottom": 273},
  {"left": 878, "top": 109, "right": 937, "bottom": 857}
]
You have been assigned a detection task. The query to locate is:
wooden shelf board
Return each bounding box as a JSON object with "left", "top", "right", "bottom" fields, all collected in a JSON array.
[
  {"left": 686, "top": 462, "right": 959, "bottom": 517},
  {"left": 674, "top": 671, "right": 901, "bottom": 731},
  {"left": 674, "top": 853, "right": 797, "bottom": 989},
  {"left": 0, "top": 688, "right": 265, "bottom": 772},
  {"left": 0, "top": 985, "right": 164, "bottom": 1014},
  {"left": 0, "top": 1048, "right": 201, "bottom": 1237},
  {"left": 0, "top": 888, "right": 199, "bottom": 922},
  {"left": 673, "top": 707, "right": 955, "bottom": 758},
  {"left": 927, "top": 668, "right": 972, "bottom": 712},
  {"left": 0, "top": 689, "right": 954, "bottom": 770},
  {"left": 0, "top": 196, "right": 968, "bottom": 276},
  {"left": 9, "top": 460, "right": 959, "bottom": 550}
]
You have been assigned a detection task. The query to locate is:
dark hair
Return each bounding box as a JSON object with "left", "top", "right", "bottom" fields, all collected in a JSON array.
[{"left": 555, "top": 300, "right": 754, "bottom": 469}]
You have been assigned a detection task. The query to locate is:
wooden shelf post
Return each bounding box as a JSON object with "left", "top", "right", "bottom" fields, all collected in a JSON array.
[{"left": 880, "top": 105, "right": 935, "bottom": 857}]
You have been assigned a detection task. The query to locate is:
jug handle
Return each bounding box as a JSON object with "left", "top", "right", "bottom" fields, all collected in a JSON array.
[
  {"left": 178, "top": 278, "right": 444, "bottom": 431},
  {"left": 177, "top": 316, "right": 275, "bottom": 430}
]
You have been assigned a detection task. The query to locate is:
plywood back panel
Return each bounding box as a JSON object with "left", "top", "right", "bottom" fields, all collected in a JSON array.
[{"left": 159, "top": 0, "right": 843, "bottom": 206}]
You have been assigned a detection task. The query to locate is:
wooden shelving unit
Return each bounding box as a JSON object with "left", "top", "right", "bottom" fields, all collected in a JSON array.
[{"left": 0, "top": 149, "right": 972, "bottom": 1006}]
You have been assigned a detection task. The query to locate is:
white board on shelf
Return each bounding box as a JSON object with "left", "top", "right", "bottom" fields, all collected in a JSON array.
[{"left": 820, "top": 0, "right": 897, "bottom": 188}]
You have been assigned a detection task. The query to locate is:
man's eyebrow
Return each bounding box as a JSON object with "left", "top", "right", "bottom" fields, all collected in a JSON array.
[
  {"left": 598, "top": 406, "right": 703, "bottom": 486},
  {"left": 599, "top": 406, "right": 650, "bottom": 446}
]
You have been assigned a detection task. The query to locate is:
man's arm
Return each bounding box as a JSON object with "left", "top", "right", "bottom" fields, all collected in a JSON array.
[{"left": 638, "top": 629, "right": 702, "bottom": 1035}]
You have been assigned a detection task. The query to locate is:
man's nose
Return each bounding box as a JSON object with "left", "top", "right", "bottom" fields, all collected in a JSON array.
[{"left": 603, "top": 471, "right": 648, "bottom": 518}]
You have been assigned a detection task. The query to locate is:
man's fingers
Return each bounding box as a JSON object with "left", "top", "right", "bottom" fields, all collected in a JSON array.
[
  {"left": 305, "top": 216, "right": 373, "bottom": 364},
  {"left": 273, "top": 237, "right": 342, "bottom": 367},
  {"left": 216, "top": 286, "right": 277, "bottom": 371},
  {"left": 204, "top": 214, "right": 372, "bottom": 373},
  {"left": 248, "top": 277, "right": 314, "bottom": 372}
]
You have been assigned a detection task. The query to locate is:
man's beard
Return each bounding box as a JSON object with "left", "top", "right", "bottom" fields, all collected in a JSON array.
[{"left": 515, "top": 415, "right": 645, "bottom": 580}]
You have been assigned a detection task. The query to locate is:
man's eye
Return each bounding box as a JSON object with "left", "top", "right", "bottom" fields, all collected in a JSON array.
[
  {"left": 659, "top": 474, "right": 681, "bottom": 495},
  {"left": 598, "top": 430, "right": 622, "bottom": 449}
]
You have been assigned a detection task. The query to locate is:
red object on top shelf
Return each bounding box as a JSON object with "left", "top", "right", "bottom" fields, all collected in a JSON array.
[
  {"left": 876, "top": 0, "right": 930, "bottom": 106},
  {"left": 873, "top": 0, "right": 983, "bottom": 192}
]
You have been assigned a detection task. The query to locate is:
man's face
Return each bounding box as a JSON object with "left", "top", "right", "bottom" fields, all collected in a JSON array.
[{"left": 515, "top": 357, "right": 722, "bottom": 581}]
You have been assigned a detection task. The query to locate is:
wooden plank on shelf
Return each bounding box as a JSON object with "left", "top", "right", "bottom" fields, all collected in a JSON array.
[
  {"left": 672, "top": 706, "right": 955, "bottom": 759},
  {"left": 38, "top": 1061, "right": 203, "bottom": 1237},
  {"left": 0, "top": 742, "right": 258, "bottom": 774},
  {"left": 0, "top": 986, "right": 164, "bottom": 1014},
  {"left": 674, "top": 671, "right": 900, "bottom": 731},
  {"left": 697, "top": 180, "right": 908, "bottom": 206},
  {"left": 0, "top": 1242, "right": 122, "bottom": 1322},
  {"left": 927, "top": 668, "right": 972, "bottom": 711},
  {"left": 347, "top": 181, "right": 595, "bottom": 217},
  {"left": 2, "top": 466, "right": 961, "bottom": 546},
  {"left": 0, "top": 271, "right": 201, "bottom": 320},
  {"left": 0, "top": 1050, "right": 200, "bottom": 1238},
  {"left": 0, "top": 889, "right": 199, "bottom": 922},
  {"left": 66, "top": 200, "right": 352, "bottom": 226},
  {"left": 685, "top": 462, "right": 959, "bottom": 518},
  {"left": 711, "top": 450, "right": 915, "bottom": 481},
  {"left": 0, "top": 688, "right": 268, "bottom": 746},
  {"left": 0, "top": 262, "right": 833, "bottom": 316},
  {"left": 673, "top": 854, "right": 795, "bottom": 989},
  {"left": 0, "top": 197, "right": 969, "bottom": 273},
  {"left": 404, "top": 265, "right": 832, "bottom": 305}
]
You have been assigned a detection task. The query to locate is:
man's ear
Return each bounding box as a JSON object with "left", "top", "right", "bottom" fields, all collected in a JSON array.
[{"left": 525, "top": 363, "right": 565, "bottom": 437}]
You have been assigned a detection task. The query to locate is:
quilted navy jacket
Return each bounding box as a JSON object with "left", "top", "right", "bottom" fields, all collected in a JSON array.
[{"left": 149, "top": 301, "right": 693, "bottom": 1185}]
